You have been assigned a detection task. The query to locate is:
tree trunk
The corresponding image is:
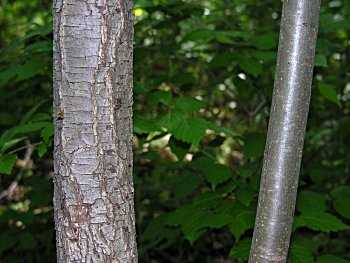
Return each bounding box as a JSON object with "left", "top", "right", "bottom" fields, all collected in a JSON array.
[
  {"left": 249, "top": 1, "right": 321, "bottom": 262},
  {"left": 53, "top": 1, "right": 137, "bottom": 262}
]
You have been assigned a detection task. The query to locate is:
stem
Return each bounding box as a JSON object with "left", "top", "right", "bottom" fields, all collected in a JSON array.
[{"left": 249, "top": 1, "right": 321, "bottom": 262}]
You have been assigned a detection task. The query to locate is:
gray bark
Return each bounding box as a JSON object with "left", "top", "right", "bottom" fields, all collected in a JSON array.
[
  {"left": 53, "top": 0, "right": 137, "bottom": 262},
  {"left": 249, "top": 1, "right": 321, "bottom": 262}
]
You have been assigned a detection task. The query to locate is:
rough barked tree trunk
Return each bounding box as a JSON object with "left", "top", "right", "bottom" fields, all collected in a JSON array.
[
  {"left": 53, "top": 0, "right": 137, "bottom": 262},
  {"left": 249, "top": 1, "right": 321, "bottom": 262}
]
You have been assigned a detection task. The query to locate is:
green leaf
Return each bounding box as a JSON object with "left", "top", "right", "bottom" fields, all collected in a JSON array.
[
  {"left": 252, "top": 51, "right": 277, "bottom": 63},
  {"left": 229, "top": 211, "right": 255, "bottom": 240},
  {"left": 0, "top": 154, "right": 17, "bottom": 175},
  {"left": 229, "top": 237, "right": 252, "bottom": 261},
  {"left": 166, "top": 199, "right": 233, "bottom": 244},
  {"left": 238, "top": 57, "right": 263, "bottom": 78},
  {"left": 182, "top": 29, "right": 214, "bottom": 43},
  {"left": 235, "top": 164, "right": 257, "bottom": 178},
  {"left": 37, "top": 143, "right": 47, "bottom": 157},
  {"left": 202, "top": 163, "right": 232, "bottom": 189},
  {"left": 164, "top": 173, "right": 202, "bottom": 200},
  {"left": 333, "top": 198, "right": 350, "bottom": 219},
  {"left": 215, "top": 33, "right": 236, "bottom": 45},
  {"left": 41, "top": 123, "right": 54, "bottom": 144},
  {"left": 156, "top": 110, "right": 185, "bottom": 130},
  {"left": 19, "top": 232, "right": 36, "bottom": 250},
  {"left": 147, "top": 91, "right": 172, "bottom": 106},
  {"left": 332, "top": 186, "right": 350, "bottom": 219},
  {"left": 244, "top": 133, "right": 266, "bottom": 158},
  {"left": 16, "top": 55, "right": 47, "bottom": 81},
  {"left": 210, "top": 52, "right": 238, "bottom": 66},
  {"left": 172, "top": 117, "right": 207, "bottom": 147},
  {"left": 236, "top": 187, "right": 256, "bottom": 207},
  {"left": 168, "top": 136, "right": 191, "bottom": 161},
  {"left": 174, "top": 97, "right": 206, "bottom": 112},
  {"left": 318, "top": 83, "right": 341, "bottom": 107},
  {"left": 294, "top": 212, "right": 349, "bottom": 232},
  {"left": 317, "top": 255, "right": 350, "bottom": 263},
  {"left": 134, "top": 116, "right": 159, "bottom": 134},
  {"left": 171, "top": 72, "right": 197, "bottom": 87},
  {"left": 296, "top": 190, "right": 326, "bottom": 214},
  {"left": 315, "top": 54, "right": 328, "bottom": 67},
  {"left": 13, "top": 122, "right": 51, "bottom": 134},
  {"left": 0, "top": 67, "right": 17, "bottom": 84},
  {"left": 207, "top": 122, "right": 241, "bottom": 138},
  {"left": 249, "top": 33, "right": 278, "bottom": 50},
  {"left": 1, "top": 137, "right": 26, "bottom": 153},
  {"left": 331, "top": 186, "right": 350, "bottom": 199},
  {"left": 289, "top": 237, "right": 316, "bottom": 263},
  {"left": 134, "top": 82, "right": 149, "bottom": 93},
  {"left": 0, "top": 231, "right": 17, "bottom": 253},
  {"left": 20, "top": 101, "right": 48, "bottom": 124}
]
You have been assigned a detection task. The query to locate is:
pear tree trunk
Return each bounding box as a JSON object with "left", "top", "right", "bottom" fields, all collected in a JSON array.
[{"left": 53, "top": 0, "right": 137, "bottom": 262}]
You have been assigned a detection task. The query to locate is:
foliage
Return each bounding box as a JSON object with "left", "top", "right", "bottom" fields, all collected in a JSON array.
[{"left": 0, "top": 0, "right": 349, "bottom": 262}]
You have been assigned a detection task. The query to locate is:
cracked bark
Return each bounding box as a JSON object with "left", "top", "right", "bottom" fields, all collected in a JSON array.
[
  {"left": 53, "top": 0, "right": 137, "bottom": 262},
  {"left": 248, "top": 1, "right": 321, "bottom": 263}
]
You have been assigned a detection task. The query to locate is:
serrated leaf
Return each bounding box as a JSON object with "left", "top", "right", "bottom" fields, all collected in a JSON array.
[
  {"left": 229, "top": 211, "right": 255, "bottom": 240},
  {"left": 207, "top": 122, "right": 241, "bottom": 138},
  {"left": 318, "top": 83, "right": 341, "bottom": 107},
  {"left": 238, "top": 57, "right": 263, "bottom": 78},
  {"left": 229, "top": 238, "right": 252, "bottom": 261},
  {"left": 156, "top": 110, "right": 185, "bottom": 130},
  {"left": 168, "top": 136, "right": 191, "bottom": 161},
  {"left": 147, "top": 91, "right": 172, "bottom": 106},
  {"left": 331, "top": 186, "right": 350, "bottom": 199},
  {"left": 174, "top": 97, "right": 206, "bottom": 112},
  {"left": 332, "top": 186, "right": 350, "bottom": 219},
  {"left": 333, "top": 198, "right": 350, "bottom": 219},
  {"left": 296, "top": 190, "right": 326, "bottom": 214},
  {"left": 317, "top": 254, "right": 350, "bottom": 263},
  {"left": 134, "top": 116, "right": 159, "bottom": 134},
  {"left": 244, "top": 133, "right": 266, "bottom": 158},
  {"left": 0, "top": 154, "right": 17, "bottom": 175},
  {"left": 289, "top": 237, "right": 316, "bottom": 263},
  {"left": 294, "top": 212, "right": 349, "bottom": 232},
  {"left": 203, "top": 163, "right": 232, "bottom": 188},
  {"left": 315, "top": 54, "right": 328, "bottom": 67},
  {"left": 236, "top": 187, "right": 256, "bottom": 207},
  {"left": 166, "top": 201, "right": 233, "bottom": 244},
  {"left": 235, "top": 164, "right": 257, "bottom": 178},
  {"left": 172, "top": 117, "right": 207, "bottom": 147}
]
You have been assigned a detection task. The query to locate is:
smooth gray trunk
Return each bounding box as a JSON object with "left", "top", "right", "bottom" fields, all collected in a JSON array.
[
  {"left": 53, "top": 1, "right": 137, "bottom": 262},
  {"left": 249, "top": 1, "right": 321, "bottom": 262}
]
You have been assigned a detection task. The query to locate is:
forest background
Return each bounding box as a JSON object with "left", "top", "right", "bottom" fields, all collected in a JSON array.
[{"left": 0, "top": 0, "right": 349, "bottom": 262}]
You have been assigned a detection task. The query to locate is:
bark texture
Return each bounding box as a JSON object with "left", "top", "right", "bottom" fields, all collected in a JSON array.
[
  {"left": 249, "top": 1, "right": 321, "bottom": 262},
  {"left": 53, "top": 0, "right": 137, "bottom": 262}
]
